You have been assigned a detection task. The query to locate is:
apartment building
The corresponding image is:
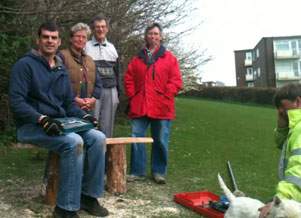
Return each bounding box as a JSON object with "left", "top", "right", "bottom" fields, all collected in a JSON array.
[{"left": 234, "top": 36, "right": 301, "bottom": 87}]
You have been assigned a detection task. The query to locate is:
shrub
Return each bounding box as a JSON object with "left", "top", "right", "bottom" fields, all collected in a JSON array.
[
  {"left": 0, "top": 126, "right": 17, "bottom": 148},
  {"left": 180, "top": 86, "right": 277, "bottom": 106}
]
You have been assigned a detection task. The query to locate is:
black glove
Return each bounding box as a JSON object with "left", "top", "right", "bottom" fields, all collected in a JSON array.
[
  {"left": 82, "top": 114, "right": 97, "bottom": 128},
  {"left": 39, "top": 116, "right": 63, "bottom": 136}
]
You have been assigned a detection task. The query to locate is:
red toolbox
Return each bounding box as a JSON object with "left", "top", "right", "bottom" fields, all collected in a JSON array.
[{"left": 174, "top": 191, "right": 224, "bottom": 218}]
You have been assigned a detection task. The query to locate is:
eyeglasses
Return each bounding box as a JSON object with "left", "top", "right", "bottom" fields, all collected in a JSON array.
[
  {"left": 147, "top": 32, "right": 160, "bottom": 36},
  {"left": 93, "top": 25, "right": 107, "bottom": 30},
  {"left": 73, "top": 35, "right": 87, "bottom": 39}
]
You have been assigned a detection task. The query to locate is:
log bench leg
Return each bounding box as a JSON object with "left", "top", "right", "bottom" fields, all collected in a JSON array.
[
  {"left": 44, "top": 143, "right": 128, "bottom": 198},
  {"left": 105, "top": 137, "right": 153, "bottom": 194},
  {"left": 13, "top": 144, "right": 60, "bottom": 206},
  {"left": 45, "top": 151, "right": 60, "bottom": 206},
  {"left": 16, "top": 137, "right": 153, "bottom": 203},
  {"left": 106, "top": 144, "right": 127, "bottom": 194}
]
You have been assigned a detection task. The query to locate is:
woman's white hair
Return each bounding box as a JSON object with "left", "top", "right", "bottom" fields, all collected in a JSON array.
[{"left": 70, "top": 22, "right": 91, "bottom": 37}]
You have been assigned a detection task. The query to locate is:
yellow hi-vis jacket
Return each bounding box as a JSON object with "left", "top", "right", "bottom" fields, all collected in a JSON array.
[{"left": 274, "top": 109, "right": 301, "bottom": 201}]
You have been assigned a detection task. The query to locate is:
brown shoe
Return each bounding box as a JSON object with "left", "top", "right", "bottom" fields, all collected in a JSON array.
[
  {"left": 80, "top": 194, "right": 109, "bottom": 217},
  {"left": 152, "top": 173, "right": 166, "bottom": 184}
]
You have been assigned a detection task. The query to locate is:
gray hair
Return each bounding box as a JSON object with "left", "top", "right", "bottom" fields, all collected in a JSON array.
[
  {"left": 274, "top": 82, "right": 301, "bottom": 108},
  {"left": 69, "top": 22, "right": 91, "bottom": 38},
  {"left": 144, "top": 22, "right": 163, "bottom": 43},
  {"left": 91, "top": 14, "right": 108, "bottom": 28}
]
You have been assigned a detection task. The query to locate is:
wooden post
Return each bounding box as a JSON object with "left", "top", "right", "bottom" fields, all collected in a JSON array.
[
  {"left": 45, "top": 151, "right": 60, "bottom": 206},
  {"left": 12, "top": 144, "right": 60, "bottom": 206},
  {"left": 106, "top": 143, "right": 127, "bottom": 194},
  {"left": 105, "top": 137, "right": 153, "bottom": 195}
]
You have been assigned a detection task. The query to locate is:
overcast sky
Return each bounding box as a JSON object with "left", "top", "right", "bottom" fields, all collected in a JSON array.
[{"left": 187, "top": 0, "right": 301, "bottom": 86}]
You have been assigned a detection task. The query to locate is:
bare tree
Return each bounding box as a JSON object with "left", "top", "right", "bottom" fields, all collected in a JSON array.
[{"left": 1, "top": 0, "right": 210, "bottom": 92}]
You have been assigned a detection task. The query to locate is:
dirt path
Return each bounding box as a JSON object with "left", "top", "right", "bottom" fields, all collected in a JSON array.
[{"left": 0, "top": 178, "right": 192, "bottom": 218}]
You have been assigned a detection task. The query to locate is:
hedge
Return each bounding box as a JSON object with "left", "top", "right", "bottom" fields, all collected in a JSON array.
[{"left": 180, "top": 86, "right": 277, "bottom": 106}]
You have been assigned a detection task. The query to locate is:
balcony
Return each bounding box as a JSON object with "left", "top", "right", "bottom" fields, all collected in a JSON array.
[
  {"left": 276, "top": 71, "right": 301, "bottom": 80},
  {"left": 244, "top": 59, "right": 252, "bottom": 66},
  {"left": 245, "top": 74, "right": 254, "bottom": 81},
  {"left": 275, "top": 50, "right": 300, "bottom": 59}
]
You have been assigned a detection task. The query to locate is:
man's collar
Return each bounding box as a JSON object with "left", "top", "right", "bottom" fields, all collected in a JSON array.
[
  {"left": 54, "top": 55, "right": 64, "bottom": 67},
  {"left": 92, "top": 36, "right": 107, "bottom": 46},
  {"left": 288, "top": 109, "right": 301, "bottom": 129},
  {"left": 31, "top": 49, "right": 63, "bottom": 68}
]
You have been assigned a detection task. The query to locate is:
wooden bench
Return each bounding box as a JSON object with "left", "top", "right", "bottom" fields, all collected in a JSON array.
[{"left": 13, "top": 137, "right": 153, "bottom": 206}]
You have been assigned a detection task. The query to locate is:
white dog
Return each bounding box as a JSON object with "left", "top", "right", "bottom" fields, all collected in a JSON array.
[
  {"left": 217, "top": 173, "right": 301, "bottom": 218},
  {"left": 268, "top": 196, "right": 301, "bottom": 218},
  {"left": 218, "top": 173, "right": 264, "bottom": 218}
]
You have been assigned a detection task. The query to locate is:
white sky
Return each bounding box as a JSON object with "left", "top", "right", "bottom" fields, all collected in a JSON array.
[{"left": 186, "top": 0, "right": 301, "bottom": 86}]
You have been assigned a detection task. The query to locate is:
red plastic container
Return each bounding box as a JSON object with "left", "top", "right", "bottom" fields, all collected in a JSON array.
[{"left": 174, "top": 191, "right": 224, "bottom": 218}]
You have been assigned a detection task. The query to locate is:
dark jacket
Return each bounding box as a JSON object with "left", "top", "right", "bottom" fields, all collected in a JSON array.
[{"left": 9, "top": 49, "right": 86, "bottom": 127}]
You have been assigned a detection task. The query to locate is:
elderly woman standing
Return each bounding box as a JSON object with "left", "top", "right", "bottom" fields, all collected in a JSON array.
[
  {"left": 60, "top": 23, "right": 102, "bottom": 112},
  {"left": 125, "top": 23, "right": 182, "bottom": 184},
  {"left": 58, "top": 23, "right": 108, "bottom": 217}
]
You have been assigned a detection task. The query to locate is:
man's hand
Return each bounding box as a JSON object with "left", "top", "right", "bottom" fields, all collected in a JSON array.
[
  {"left": 82, "top": 114, "right": 97, "bottom": 128},
  {"left": 258, "top": 202, "right": 272, "bottom": 218},
  {"left": 39, "top": 116, "right": 63, "bottom": 136}
]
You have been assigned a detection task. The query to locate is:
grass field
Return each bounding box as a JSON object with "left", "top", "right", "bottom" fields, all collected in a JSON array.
[
  {"left": 0, "top": 97, "right": 281, "bottom": 217},
  {"left": 118, "top": 97, "right": 280, "bottom": 200}
]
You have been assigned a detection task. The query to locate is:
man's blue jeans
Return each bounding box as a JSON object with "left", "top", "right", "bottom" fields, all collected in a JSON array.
[
  {"left": 18, "top": 123, "right": 106, "bottom": 211},
  {"left": 129, "top": 117, "right": 171, "bottom": 176}
]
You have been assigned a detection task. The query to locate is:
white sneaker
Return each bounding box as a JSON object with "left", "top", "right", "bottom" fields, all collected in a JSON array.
[
  {"left": 126, "top": 174, "right": 145, "bottom": 182},
  {"left": 152, "top": 173, "right": 166, "bottom": 184}
]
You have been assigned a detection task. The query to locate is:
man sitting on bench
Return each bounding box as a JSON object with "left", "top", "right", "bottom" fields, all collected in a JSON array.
[{"left": 9, "top": 21, "right": 109, "bottom": 218}]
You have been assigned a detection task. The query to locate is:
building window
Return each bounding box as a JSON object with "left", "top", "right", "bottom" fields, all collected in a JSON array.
[
  {"left": 298, "top": 40, "right": 301, "bottom": 55},
  {"left": 257, "top": 67, "right": 261, "bottom": 77},
  {"left": 246, "top": 52, "right": 252, "bottom": 60},
  {"left": 274, "top": 39, "right": 301, "bottom": 57},
  {"left": 247, "top": 67, "right": 253, "bottom": 75},
  {"left": 275, "top": 61, "right": 290, "bottom": 73},
  {"left": 274, "top": 40, "right": 289, "bottom": 51},
  {"left": 256, "top": 48, "right": 260, "bottom": 58},
  {"left": 275, "top": 60, "right": 301, "bottom": 79},
  {"left": 293, "top": 61, "right": 299, "bottom": 77},
  {"left": 248, "top": 82, "right": 254, "bottom": 87},
  {"left": 292, "top": 41, "right": 297, "bottom": 56}
]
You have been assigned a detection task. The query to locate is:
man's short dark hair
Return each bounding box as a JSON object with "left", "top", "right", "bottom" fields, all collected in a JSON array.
[
  {"left": 91, "top": 14, "right": 107, "bottom": 28},
  {"left": 37, "top": 21, "right": 60, "bottom": 37},
  {"left": 273, "top": 82, "right": 301, "bottom": 108}
]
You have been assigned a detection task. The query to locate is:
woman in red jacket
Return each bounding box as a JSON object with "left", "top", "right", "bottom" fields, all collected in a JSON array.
[{"left": 124, "top": 23, "right": 182, "bottom": 184}]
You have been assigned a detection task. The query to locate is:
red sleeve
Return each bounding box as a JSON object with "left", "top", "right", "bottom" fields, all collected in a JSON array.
[
  {"left": 165, "top": 54, "right": 183, "bottom": 99},
  {"left": 124, "top": 58, "right": 136, "bottom": 99}
]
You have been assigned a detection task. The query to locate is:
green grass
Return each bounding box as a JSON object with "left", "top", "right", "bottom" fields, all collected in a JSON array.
[
  {"left": 115, "top": 97, "right": 279, "bottom": 201},
  {"left": 169, "top": 97, "right": 278, "bottom": 200},
  {"left": 0, "top": 97, "right": 281, "bottom": 217}
]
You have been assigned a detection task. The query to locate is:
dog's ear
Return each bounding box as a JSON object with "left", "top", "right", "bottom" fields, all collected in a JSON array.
[{"left": 273, "top": 196, "right": 282, "bottom": 206}]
